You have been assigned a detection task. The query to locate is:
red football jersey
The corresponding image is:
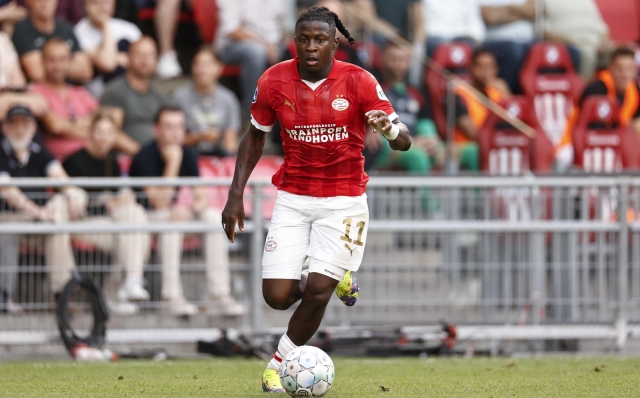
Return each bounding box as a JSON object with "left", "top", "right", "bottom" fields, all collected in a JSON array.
[{"left": 251, "top": 58, "right": 398, "bottom": 197}]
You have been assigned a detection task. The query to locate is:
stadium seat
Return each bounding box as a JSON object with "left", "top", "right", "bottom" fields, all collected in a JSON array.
[
  {"left": 572, "top": 96, "right": 634, "bottom": 172},
  {"left": 594, "top": 0, "right": 640, "bottom": 43},
  {"left": 478, "top": 96, "right": 554, "bottom": 221},
  {"left": 192, "top": 0, "right": 218, "bottom": 44},
  {"left": 569, "top": 96, "right": 640, "bottom": 226},
  {"left": 519, "top": 43, "right": 584, "bottom": 153},
  {"left": 479, "top": 96, "right": 553, "bottom": 175},
  {"left": 136, "top": 3, "right": 194, "bottom": 24},
  {"left": 425, "top": 43, "right": 474, "bottom": 139}
]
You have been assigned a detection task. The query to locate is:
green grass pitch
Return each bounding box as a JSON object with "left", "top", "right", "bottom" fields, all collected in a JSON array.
[{"left": 1, "top": 357, "right": 639, "bottom": 397}]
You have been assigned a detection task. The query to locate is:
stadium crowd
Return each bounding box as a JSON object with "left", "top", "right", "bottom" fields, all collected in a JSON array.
[{"left": 0, "top": 0, "right": 639, "bottom": 315}]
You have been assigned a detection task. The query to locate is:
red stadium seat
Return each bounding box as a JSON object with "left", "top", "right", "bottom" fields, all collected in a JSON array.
[
  {"left": 479, "top": 96, "right": 554, "bottom": 175},
  {"left": 192, "top": 0, "right": 218, "bottom": 44},
  {"left": 594, "top": 0, "right": 640, "bottom": 43},
  {"left": 570, "top": 96, "right": 640, "bottom": 227},
  {"left": 478, "top": 97, "right": 553, "bottom": 221},
  {"left": 572, "top": 96, "right": 635, "bottom": 172},
  {"left": 519, "top": 43, "right": 584, "bottom": 153},
  {"left": 425, "top": 43, "right": 474, "bottom": 139}
]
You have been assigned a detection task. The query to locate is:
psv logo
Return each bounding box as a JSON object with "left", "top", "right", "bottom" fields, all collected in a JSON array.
[{"left": 332, "top": 98, "right": 349, "bottom": 111}]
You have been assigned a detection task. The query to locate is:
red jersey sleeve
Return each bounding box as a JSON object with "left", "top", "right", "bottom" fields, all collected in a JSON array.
[
  {"left": 358, "top": 72, "right": 399, "bottom": 123},
  {"left": 250, "top": 74, "right": 276, "bottom": 132}
]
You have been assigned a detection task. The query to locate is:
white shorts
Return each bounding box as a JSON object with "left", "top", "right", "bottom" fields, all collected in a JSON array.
[{"left": 262, "top": 190, "right": 369, "bottom": 281}]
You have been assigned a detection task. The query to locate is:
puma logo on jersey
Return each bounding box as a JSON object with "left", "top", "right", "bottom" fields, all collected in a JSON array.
[
  {"left": 344, "top": 244, "right": 357, "bottom": 256},
  {"left": 284, "top": 100, "right": 296, "bottom": 112}
]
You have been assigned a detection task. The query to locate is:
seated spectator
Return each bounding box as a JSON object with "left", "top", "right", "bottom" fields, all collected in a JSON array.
[
  {"left": 0, "top": 1, "right": 28, "bottom": 36},
  {"left": 364, "top": 41, "right": 443, "bottom": 173},
  {"left": 129, "top": 106, "right": 246, "bottom": 316},
  {"left": 12, "top": 0, "right": 92, "bottom": 82},
  {"left": 423, "top": 0, "right": 485, "bottom": 58},
  {"left": 479, "top": 0, "right": 535, "bottom": 93},
  {"left": 0, "top": 105, "right": 87, "bottom": 309},
  {"left": 452, "top": 48, "right": 511, "bottom": 171},
  {"left": 215, "top": 0, "right": 289, "bottom": 115},
  {"left": 557, "top": 47, "right": 640, "bottom": 161},
  {"left": 31, "top": 37, "right": 138, "bottom": 159},
  {"left": 0, "top": 30, "right": 48, "bottom": 120},
  {"left": 172, "top": 47, "right": 240, "bottom": 157},
  {"left": 63, "top": 108, "right": 151, "bottom": 312},
  {"left": 101, "top": 36, "right": 166, "bottom": 147},
  {"left": 544, "top": 0, "right": 612, "bottom": 79},
  {"left": 73, "top": 0, "right": 142, "bottom": 97},
  {"left": 285, "top": 0, "right": 363, "bottom": 67}
]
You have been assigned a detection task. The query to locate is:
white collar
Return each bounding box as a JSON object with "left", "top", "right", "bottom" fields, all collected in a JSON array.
[{"left": 301, "top": 79, "right": 327, "bottom": 91}]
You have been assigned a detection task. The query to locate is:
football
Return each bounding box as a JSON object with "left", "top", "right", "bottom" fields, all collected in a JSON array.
[{"left": 279, "top": 346, "right": 335, "bottom": 397}]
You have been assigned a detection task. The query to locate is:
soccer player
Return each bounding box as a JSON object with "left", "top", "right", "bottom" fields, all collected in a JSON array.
[{"left": 221, "top": 6, "right": 412, "bottom": 392}]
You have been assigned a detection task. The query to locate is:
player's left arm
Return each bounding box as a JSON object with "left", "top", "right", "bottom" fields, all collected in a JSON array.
[{"left": 366, "top": 110, "right": 412, "bottom": 151}]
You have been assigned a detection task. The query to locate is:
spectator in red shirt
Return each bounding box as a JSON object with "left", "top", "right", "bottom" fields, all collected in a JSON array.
[{"left": 30, "top": 37, "right": 138, "bottom": 159}]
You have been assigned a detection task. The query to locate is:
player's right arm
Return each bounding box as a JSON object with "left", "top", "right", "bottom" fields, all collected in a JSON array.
[
  {"left": 222, "top": 74, "right": 276, "bottom": 242},
  {"left": 222, "top": 124, "right": 267, "bottom": 242}
]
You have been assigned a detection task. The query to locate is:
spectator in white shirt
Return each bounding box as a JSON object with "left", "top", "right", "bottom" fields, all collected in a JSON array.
[
  {"left": 215, "top": 0, "right": 289, "bottom": 115},
  {"left": 544, "top": 0, "right": 612, "bottom": 79},
  {"left": 74, "top": 0, "right": 142, "bottom": 97},
  {"left": 423, "top": 0, "right": 485, "bottom": 58}
]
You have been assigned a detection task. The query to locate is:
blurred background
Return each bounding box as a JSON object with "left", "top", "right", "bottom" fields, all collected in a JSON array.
[{"left": 1, "top": 0, "right": 640, "bottom": 360}]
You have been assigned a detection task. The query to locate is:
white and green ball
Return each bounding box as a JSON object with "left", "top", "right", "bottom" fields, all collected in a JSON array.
[{"left": 279, "top": 346, "right": 335, "bottom": 397}]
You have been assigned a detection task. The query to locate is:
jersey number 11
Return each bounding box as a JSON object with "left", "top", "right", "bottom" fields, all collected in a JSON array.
[{"left": 340, "top": 218, "right": 365, "bottom": 246}]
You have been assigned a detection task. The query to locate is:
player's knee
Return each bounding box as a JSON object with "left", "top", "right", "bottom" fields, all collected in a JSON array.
[{"left": 263, "top": 290, "right": 295, "bottom": 311}]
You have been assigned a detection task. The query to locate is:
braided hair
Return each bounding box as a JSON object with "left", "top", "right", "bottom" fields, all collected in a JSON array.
[{"left": 296, "top": 6, "right": 356, "bottom": 46}]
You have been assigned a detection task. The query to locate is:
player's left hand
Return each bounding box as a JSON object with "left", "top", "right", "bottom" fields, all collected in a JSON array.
[{"left": 365, "top": 110, "right": 392, "bottom": 133}]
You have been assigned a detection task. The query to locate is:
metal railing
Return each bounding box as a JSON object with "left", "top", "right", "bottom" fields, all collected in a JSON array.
[{"left": 1, "top": 176, "right": 640, "bottom": 347}]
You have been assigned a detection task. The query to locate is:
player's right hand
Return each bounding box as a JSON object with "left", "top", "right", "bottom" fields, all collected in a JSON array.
[{"left": 221, "top": 194, "right": 245, "bottom": 243}]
